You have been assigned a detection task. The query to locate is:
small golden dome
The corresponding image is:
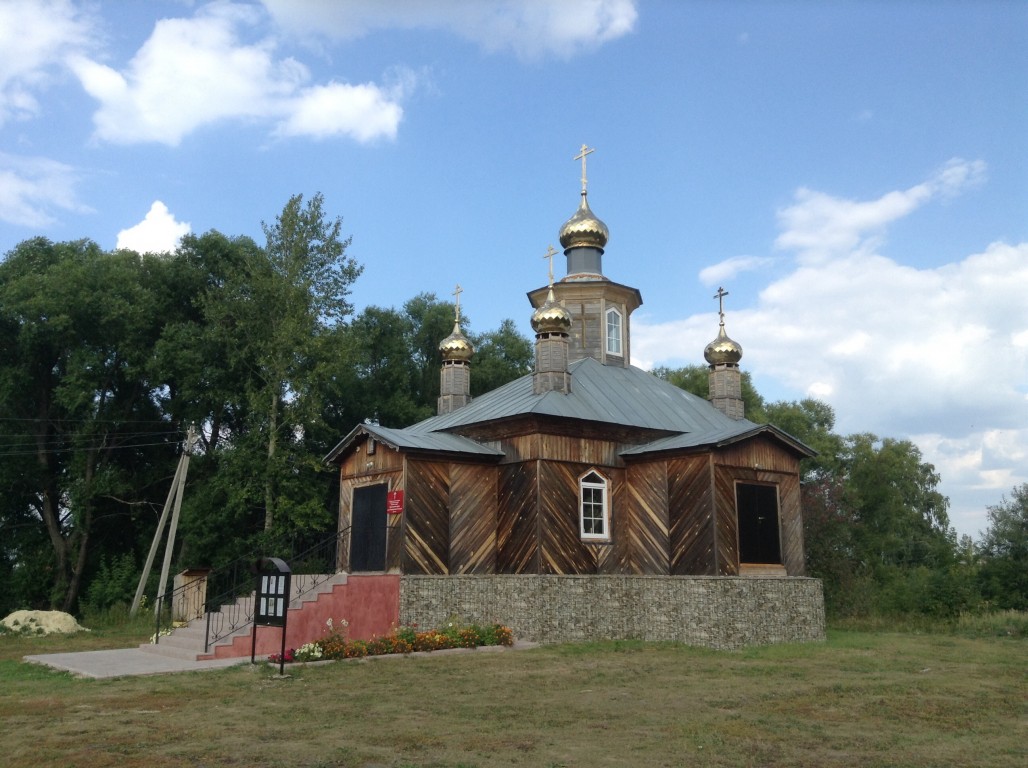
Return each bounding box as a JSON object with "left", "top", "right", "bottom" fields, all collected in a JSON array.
[
  {"left": 531, "top": 288, "right": 572, "bottom": 335},
  {"left": 439, "top": 321, "right": 474, "bottom": 362},
  {"left": 559, "top": 193, "right": 609, "bottom": 252},
  {"left": 704, "top": 324, "right": 743, "bottom": 365}
]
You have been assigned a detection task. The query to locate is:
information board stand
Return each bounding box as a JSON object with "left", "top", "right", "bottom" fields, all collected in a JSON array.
[{"left": 251, "top": 557, "right": 291, "bottom": 675}]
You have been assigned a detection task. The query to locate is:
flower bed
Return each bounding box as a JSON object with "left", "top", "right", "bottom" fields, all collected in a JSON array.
[{"left": 269, "top": 619, "right": 514, "bottom": 664}]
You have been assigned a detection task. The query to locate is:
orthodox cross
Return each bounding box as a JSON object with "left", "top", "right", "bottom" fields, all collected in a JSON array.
[
  {"left": 574, "top": 144, "right": 595, "bottom": 194},
  {"left": 542, "top": 244, "right": 558, "bottom": 286},
  {"left": 714, "top": 286, "right": 729, "bottom": 324},
  {"left": 452, "top": 284, "right": 463, "bottom": 324}
]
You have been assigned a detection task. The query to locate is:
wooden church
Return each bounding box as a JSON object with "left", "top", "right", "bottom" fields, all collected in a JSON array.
[{"left": 326, "top": 148, "right": 814, "bottom": 579}]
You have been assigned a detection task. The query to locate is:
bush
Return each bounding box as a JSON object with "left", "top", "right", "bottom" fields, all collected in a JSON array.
[
  {"left": 272, "top": 620, "right": 515, "bottom": 664},
  {"left": 83, "top": 553, "right": 139, "bottom": 615}
]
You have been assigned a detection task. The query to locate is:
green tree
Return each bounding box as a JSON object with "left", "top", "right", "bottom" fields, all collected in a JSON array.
[
  {"left": 651, "top": 363, "right": 767, "bottom": 419},
  {"left": 763, "top": 399, "right": 845, "bottom": 480},
  {"left": 844, "top": 434, "right": 952, "bottom": 570},
  {"left": 403, "top": 293, "right": 461, "bottom": 409},
  {"left": 840, "top": 435, "right": 972, "bottom": 616},
  {"left": 207, "top": 194, "right": 361, "bottom": 532},
  {"left": 977, "top": 483, "right": 1028, "bottom": 610},
  {"left": 471, "top": 319, "right": 533, "bottom": 396},
  {"left": 151, "top": 230, "right": 263, "bottom": 451},
  {"left": 0, "top": 238, "right": 173, "bottom": 611},
  {"left": 334, "top": 304, "right": 431, "bottom": 428}
]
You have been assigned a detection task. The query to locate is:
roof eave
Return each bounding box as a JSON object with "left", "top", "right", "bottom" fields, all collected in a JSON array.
[{"left": 620, "top": 423, "right": 818, "bottom": 460}]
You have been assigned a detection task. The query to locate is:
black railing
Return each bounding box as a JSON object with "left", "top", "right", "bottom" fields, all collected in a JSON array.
[{"left": 153, "top": 527, "right": 349, "bottom": 653}]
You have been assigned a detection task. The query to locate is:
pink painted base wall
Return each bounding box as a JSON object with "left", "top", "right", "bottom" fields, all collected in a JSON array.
[{"left": 208, "top": 574, "right": 400, "bottom": 660}]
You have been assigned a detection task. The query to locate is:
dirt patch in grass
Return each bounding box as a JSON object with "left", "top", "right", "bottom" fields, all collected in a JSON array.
[{"left": 1, "top": 630, "right": 1024, "bottom": 767}]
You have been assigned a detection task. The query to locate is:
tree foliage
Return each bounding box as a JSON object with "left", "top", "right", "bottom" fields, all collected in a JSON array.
[
  {"left": 471, "top": 319, "right": 534, "bottom": 396},
  {"left": 0, "top": 238, "right": 175, "bottom": 612},
  {"left": 977, "top": 483, "right": 1028, "bottom": 610},
  {"left": 652, "top": 364, "right": 766, "bottom": 418},
  {"left": 0, "top": 199, "right": 530, "bottom": 616}
]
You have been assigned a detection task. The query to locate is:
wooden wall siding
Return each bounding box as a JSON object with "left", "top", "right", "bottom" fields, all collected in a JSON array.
[
  {"left": 337, "top": 476, "right": 351, "bottom": 572},
  {"left": 534, "top": 462, "right": 633, "bottom": 574},
  {"left": 339, "top": 436, "right": 405, "bottom": 477},
  {"left": 778, "top": 473, "right": 805, "bottom": 575},
  {"left": 715, "top": 436, "right": 801, "bottom": 475},
  {"left": 402, "top": 460, "right": 450, "bottom": 574},
  {"left": 667, "top": 456, "right": 716, "bottom": 575},
  {"left": 711, "top": 464, "right": 744, "bottom": 575},
  {"left": 495, "top": 432, "right": 622, "bottom": 466},
  {"left": 338, "top": 470, "right": 402, "bottom": 573},
  {"left": 626, "top": 462, "right": 670, "bottom": 575},
  {"left": 571, "top": 298, "right": 603, "bottom": 362},
  {"left": 717, "top": 438, "right": 805, "bottom": 575},
  {"left": 538, "top": 461, "right": 590, "bottom": 574},
  {"left": 336, "top": 437, "right": 407, "bottom": 572},
  {"left": 712, "top": 463, "right": 805, "bottom": 575},
  {"left": 714, "top": 465, "right": 797, "bottom": 576},
  {"left": 448, "top": 463, "right": 497, "bottom": 574},
  {"left": 457, "top": 413, "right": 672, "bottom": 451},
  {"left": 604, "top": 475, "right": 634, "bottom": 573},
  {"left": 386, "top": 477, "right": 405, "bottom": 575},
  {"left": 541, "top": 435, "right": 622, "bottom": 466},
  {"left": 497, "top": 462, "right": 539, "bottom": 573}
]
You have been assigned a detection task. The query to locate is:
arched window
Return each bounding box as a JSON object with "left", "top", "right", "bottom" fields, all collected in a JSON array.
[
  {"left": 579, "top": 470, "right": 610, "bottom": 540},
  {"left": 605, "top": 307, "right": 623, "bottom": 356}
]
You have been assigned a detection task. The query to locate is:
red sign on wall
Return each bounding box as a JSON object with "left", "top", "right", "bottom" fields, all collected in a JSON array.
[{"left": 386, "top": 490, "right": 404, "bottom": 515}]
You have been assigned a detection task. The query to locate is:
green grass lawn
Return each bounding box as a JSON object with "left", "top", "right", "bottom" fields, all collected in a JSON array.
[{"left": 1, "top": 619, "right": 1024, "bottom": 768}]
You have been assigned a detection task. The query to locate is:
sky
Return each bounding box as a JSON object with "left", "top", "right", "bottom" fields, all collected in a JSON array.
[{"left": 1, "top": 0, "right": 1025, "bottom": 540}]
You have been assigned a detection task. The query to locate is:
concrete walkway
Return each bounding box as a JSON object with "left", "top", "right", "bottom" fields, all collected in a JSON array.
[
  {"left": 23, "top": 648, "right": 252, "bottom": 679},
  {"left": 24, "top": 640, "right": 539, "bottom": 679}
]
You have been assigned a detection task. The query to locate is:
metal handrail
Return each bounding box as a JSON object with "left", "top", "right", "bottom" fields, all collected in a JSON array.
[{"left": 152, "top": 527, "right": 349, "bottom": 653}]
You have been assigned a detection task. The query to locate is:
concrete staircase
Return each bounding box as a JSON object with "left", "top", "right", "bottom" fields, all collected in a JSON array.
[{"left": 140, "top": 572, "right": 349, "bottom": 662}]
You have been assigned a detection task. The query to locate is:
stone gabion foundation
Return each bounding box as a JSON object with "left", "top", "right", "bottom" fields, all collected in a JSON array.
[{"left": 400, "top": 575, "right": 826, "bottom": 650}]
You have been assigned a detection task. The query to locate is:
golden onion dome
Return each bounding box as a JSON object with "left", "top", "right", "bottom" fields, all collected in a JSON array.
[
  {"left": 558, "top": 193, "right": 609, "bottom": 252},
  {"left": 439, "top": 321, "right": 474, "bottom": 362},
  {"left": 704, "top": 324, "right": 743, "bottom": 365},
  {"left": 531, "top": 288, "right": 573, "bottom": 335}
]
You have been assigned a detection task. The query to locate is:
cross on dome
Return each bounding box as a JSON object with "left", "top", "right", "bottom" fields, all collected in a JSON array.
[
  {"left": 574, "top": 144, "right": 595, "bottom": 195},
  {"left": 542, "top": 244, "right": 558, "bottom": 286},
  {"left": 452, "top": 284, "right": 463, "bottom": 324},
  {"left": 714, "top": 286, "right": 729, "bottom": 325}
]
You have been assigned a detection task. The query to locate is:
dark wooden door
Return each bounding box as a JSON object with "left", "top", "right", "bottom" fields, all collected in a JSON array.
[
  {"left": 350, "top": 484, "right": 387, "bottom": 571},
  {"left": 736, "top": 483, "right": 782, "bottom": 564}
]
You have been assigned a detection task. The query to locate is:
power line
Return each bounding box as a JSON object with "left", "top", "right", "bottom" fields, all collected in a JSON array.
[
  {"left": 0, "top": 417, "right": 179, "bottom": 425},
  {"left": 0, "top": 437, "right": 187, "bottom": 459}
]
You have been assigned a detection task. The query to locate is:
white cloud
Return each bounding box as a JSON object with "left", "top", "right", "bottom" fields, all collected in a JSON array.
[
  {"left": 0, "top": 152, "right": 89, "bottom": 227},
  {"left": 634, "top": 161, "right": 1026, "bottom": 537},
  {"left": 116, "top": 201, "right": 191, "bottom": 254},
  {"left": 0, "top": 0, "right": 94, "bottom": 126},
  {"left": 698, "top": 255, "right": 773, "bottom": 286},
  {"left": 68, "top": 3, "right": 405, "bottom": 146},
  {"left": 741, "top": 241, "right": 1027, "bottom": 438},
  {"left": 260, "top": 0, "right": 638, "bottom": 60},
  {"left": 276, "top": 81, "right": 403, "bottom": 141},
  {"left": 775, "top": 158, "right": 986, "bottom": 263}
]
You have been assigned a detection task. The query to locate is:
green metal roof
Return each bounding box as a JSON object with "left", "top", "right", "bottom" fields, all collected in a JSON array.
[{"left": 325, "top": 358, "right": 815, "bottom": 463}]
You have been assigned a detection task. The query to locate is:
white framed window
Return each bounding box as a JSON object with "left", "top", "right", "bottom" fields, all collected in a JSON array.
[
  {"left": 579, "top": 470, "right": 610, "bottom": 540},
  {"left": 605, "top": 307, "right": 623, "bottom": 356}
]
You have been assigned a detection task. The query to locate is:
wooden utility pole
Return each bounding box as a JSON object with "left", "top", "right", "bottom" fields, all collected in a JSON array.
[{"left": 130, "top": 425, "right": 198, "bottom": 617}]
